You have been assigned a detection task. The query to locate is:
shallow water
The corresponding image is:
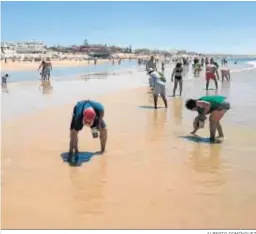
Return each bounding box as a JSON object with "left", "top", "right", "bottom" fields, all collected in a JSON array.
[
  {"left": 1, "top": 59, "right": 256, "bottom": 229},
  {"left": 1, "top": 60, "right": 138, "bottom": 82}
]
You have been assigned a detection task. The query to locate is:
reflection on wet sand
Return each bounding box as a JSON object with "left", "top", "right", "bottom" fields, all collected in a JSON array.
[
  {"left": 68, "top": 157, "right": 107, "bottom": 220},
  {"left": 171, "top": 98, "right": 183, "bottom": 125},
  {"left": 146, "top": 108, "right": 168, "bottom": 142},
  {"left": 39, "top": 80, "right": 53, "bottom": 94},
  {"left": 1, "top": 86, "right": 9, "bottom": 93},
  {"left": 190, "top": 143, "right": 222, "bottom": 173}
]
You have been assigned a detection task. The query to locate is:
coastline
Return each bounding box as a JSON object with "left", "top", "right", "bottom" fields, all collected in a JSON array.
[{"left": 1, "top": 59, "right": 113, "bottom": 72}]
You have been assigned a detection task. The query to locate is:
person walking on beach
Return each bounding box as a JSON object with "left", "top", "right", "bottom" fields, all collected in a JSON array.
[
  {"left": 205, "top": 58, "right": 220, "bottom": 90},
  {"left": 1, "top": 74, "right": 9, "bottom": 89},
  {"left": 148, "top": 68, "right": 168, "bottom": 109},
  {"left": 185, "top": 95, "right": 230, "bottom": 143},
  {"left": 161, "top": 62, "right": 165, "bottom": 73},
  {"left": 146, "top": 56, "right": 157, "bottom": 72},
  {"left": 38, "top": 60, "right": 52, "bottom": 81},
  {"left": 171, "top": 62, "right": 183, "bottom": 96},
  {"left": 68, "top": 100, "right": 107, "bottom": 162},
  {"left": 220, "top": 63, "right": 231, "bottom": 82}
]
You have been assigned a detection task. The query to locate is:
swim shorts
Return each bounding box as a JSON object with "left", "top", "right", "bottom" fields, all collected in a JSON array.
[
  {"left": 214, "top": 102, "right": 230, "bottom": 111},
  {"left": 206, "top": 72, "right": 216, "bottom": 81}
]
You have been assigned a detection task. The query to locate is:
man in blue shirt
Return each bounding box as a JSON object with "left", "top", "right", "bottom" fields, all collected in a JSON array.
[{"left": 68, "top": 100, "right": 107, "bottom": 162}]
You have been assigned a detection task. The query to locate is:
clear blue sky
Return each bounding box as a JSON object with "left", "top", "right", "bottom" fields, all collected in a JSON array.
[{"left": 1, "top": 1, "right": 256, "bottom": 54}]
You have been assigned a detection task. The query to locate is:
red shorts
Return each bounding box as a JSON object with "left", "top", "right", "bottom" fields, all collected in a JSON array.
[{"left": 206, "top": 73, "right": 216, "bottom": 81}]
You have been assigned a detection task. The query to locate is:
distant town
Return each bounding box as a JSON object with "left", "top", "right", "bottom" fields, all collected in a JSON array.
[{"left": 1, "top": 39, "right": 255, "bottom": 62}]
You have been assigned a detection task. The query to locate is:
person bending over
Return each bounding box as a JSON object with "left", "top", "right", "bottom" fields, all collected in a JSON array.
[
  {"left": 185, "top": 95, "right": 230, "bottom": 143},
  {"left": 69, "top": 100, "right": 107, "bottom": 162}
]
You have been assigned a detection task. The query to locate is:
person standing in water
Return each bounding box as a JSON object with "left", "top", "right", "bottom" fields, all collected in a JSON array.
[
  {"left": 146, "top": 56, "right": 157, "bottom": 72},
  {"left": 205, "top": 58, "right": 220, "bottom": 90},
  {"left": 171, "top": 62, "right": 183, "bottom": 96},
  {"left": 220, "top": 61, "right": 231, "bottom": 82},
  {"left": 148, "top": 68, "right": 168, "bottom": 109},
  {"left": 161, "top": 62, "right": 165, "bottom": 73},
  {"left": 185, "top": 95, "right": 230, "bottom": 143},
  {"left": 38, "top": 59, "right": 52, "bottom": 81},
  {"left": 1, "top": 74, "right": 9, "bottom": 88},
  {"left": 68, "top": 100, "right": 107, "bottom": 162}
]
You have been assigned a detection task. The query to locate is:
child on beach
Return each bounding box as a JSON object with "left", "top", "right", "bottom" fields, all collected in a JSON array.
[
  {"left": 171, "top": 62, "right": 183, "bottom": 96},
  {"left": 185, "top": 95, "right": 230, "bottom": 143},
  {"left": 69, "top": 100, "right": 107, "bottom": 162},
  {"left": 1, "top": 74, "right": 9, "bottom": 88}
]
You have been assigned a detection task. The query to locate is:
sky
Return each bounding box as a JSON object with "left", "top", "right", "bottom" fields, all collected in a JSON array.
[{"left": 1, "top": 1, "right": 256, "bottom": 54}]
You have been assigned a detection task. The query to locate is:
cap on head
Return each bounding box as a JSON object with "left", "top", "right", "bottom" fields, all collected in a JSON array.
[{"left": 83, "top": 107, "right": 96, "bottom": 125}]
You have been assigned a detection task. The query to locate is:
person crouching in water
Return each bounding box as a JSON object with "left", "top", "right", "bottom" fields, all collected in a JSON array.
[
  {"left": 205, "top": 58, "right": 220, "bottom": 90},
  {"left": 185, "top": 95, "right": 230, "bottom": 143},
  {"left": 171, "top": 62, "right": 183, "bottom": 96},
  {"left": 68, "top": 100, "right": 107, "bottom": 162},
  {"left": 148, "top": 68, "right": 168, "bottom": 109}
]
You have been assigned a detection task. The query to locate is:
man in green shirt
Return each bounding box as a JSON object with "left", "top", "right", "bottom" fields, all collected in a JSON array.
[{"left": 185, "top": 95, "right": 230, "bottom": 143}]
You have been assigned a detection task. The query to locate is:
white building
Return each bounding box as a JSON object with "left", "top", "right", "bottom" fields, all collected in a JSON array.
[
  {"left": 1, "top": 42, "right": 17, "bottom": 58},
  {"left": 1, "top": 40, "right": 46, "bottom": 54}
]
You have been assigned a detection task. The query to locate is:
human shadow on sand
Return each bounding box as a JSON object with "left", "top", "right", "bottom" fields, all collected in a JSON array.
[
  {"left": 179, "top": 135, "right": 221, "bottom": 144},
  {"left": 60, "top": 151, "right": 102, "bottom": 167},
  {"left": 138, "top": 105, "right": 165, "bottom": 109}
]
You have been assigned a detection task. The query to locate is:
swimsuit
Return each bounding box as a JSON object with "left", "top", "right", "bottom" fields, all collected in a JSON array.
[
  {"left": 174, "top": 67, "right": 183, "bottom": 80},
  {"left": 206, "top": 72, "right": 216, "bottom": 81},
  {"left": 206, "top": 64, "right": 217, "bottom": 80}
]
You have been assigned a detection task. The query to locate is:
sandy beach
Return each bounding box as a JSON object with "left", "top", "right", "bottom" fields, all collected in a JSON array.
[
  {"left": 1, "top": 59, "right": 113, "bottom": 72},
  {"left": 1, "top": 53, "right": 141, "bottom": 73},
  {"left": 3, "top": 0, "right": 256, "bottom": 230},
  {"left": 2, "top": 72, "right": 256, "bottom": 229}
]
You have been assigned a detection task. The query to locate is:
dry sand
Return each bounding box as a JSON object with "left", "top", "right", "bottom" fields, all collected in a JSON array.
[
  {"left": 1, "top": 59, "right": 111, "bottom": 72},
  {"left": 2, "top": 87, "right": 256, "bottom": 229}
]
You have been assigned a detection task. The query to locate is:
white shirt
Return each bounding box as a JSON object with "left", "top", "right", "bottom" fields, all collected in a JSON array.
[{"left": 149, "top": 71, "right": 162, "bottom": 86}]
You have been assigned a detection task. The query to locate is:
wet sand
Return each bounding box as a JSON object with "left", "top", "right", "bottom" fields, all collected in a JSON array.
[{"left": 2, "top": 80, "right": 256, "bottom": 229}]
